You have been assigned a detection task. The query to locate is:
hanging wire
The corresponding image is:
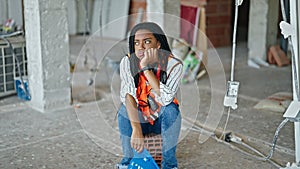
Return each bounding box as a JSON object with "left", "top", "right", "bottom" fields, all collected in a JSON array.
[
  {"left": 219, "top": 108, "right": 231, "bottom": 140},
  {"left": 221, "top": 0, "right": 241, "bottom": 139},
  {"left": 84, "top": 0, "right": 90, "bottom": 36},
  {"left": 213, "top": 1, "right": 293, "bottom": 166},
  {"left": 83, "top": 0, "right": 89, "bottom": 66},
  {"left": 230, "top": 0, "right": 240, "bottom": 81},
  {"left": 98, "top": 0, "right": 104, "bottom": 37}
]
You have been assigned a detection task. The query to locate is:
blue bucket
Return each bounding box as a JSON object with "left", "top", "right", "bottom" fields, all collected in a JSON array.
[{"left": 128, "top": 149, "right": 160, "bottom": 169}]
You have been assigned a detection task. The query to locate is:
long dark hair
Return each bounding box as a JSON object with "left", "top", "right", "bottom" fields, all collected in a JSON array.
[{"left": 128, "top": 22, "right": 171, "bottom": 87}]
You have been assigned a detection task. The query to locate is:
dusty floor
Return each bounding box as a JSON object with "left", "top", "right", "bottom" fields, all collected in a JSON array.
[{"left": 0, "top": 36, "right": 297, "bottom": 169}]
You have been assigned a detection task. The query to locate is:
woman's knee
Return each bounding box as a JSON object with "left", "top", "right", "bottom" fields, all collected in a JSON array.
[{"left": 160, "top": 103, "right": 181, "bottom": 133}]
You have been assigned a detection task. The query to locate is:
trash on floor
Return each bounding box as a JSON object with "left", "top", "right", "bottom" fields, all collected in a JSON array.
[
  {"left": 267, "top": 45, "right": 290, "bottom": 67},
  {"left": 182, "top": 48, "right": 203, "bottom": 83},
  {"left": 254, "top": 92, "right": 292, "bottom": 113},
  {"left": 171, "top": 38, "right": 205, "bottom": 83}
]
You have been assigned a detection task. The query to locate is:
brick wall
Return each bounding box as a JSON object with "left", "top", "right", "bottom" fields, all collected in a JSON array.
[
  {"left": 206, "top": 0, "right": 232, "bottom": 47},
  {"left": 128, "top": 0, "right": 233, "bottom": 47}
]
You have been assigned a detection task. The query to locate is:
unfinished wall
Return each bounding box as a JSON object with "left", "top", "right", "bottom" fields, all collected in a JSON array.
[
  {"left": 0, "top": 0, "right": 23, "bottom": 28},
  {"left": 0, "top": 0, "right": 8, "bottom": 24},
  {"left": 128, "top": 0, "right": 232, "bottom": 47},
  {"left": 0, "top": 0, "right": 233, "bottom": 47},
  {"left": 206, "top": 0, "right": 232, "bottom": 47}
]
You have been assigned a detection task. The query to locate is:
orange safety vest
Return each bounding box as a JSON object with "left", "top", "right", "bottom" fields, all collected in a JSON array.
[{"left": 136, "top": 60, "right": 179, "bottom": 125}]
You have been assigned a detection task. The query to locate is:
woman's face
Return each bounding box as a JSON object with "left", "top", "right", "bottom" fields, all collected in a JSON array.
[{"left": 134, "top": 29, "right": 161, "bottom": 60}]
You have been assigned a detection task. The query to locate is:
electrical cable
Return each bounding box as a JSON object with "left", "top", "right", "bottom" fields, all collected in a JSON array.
[
  {"left": 184, "top": 114, "right": 291, "bottom": 167},
  {"left": 82, "top": 0, "right": 98, "bottom": 86},
  {"left": 190, "top": 115, "right": 291, "bottom": 166},
  {"left": 83, "top": 0, "right": 91, "bottom": 66},
  {"left": 230, "top": 139, "right": 282, "bottom": 168},
  {"left": 98, "top": 0, "right": 103, "bottom": 37},
  {"left": 219, "top": 108, "right": 231, "bottom": 140},
  {"left": 264, "top": 118, "right": 289, "bottom": 160},
  {"left": 225, "top": 118, "right": 290, "bottom": 164},
  {"left": 187, "top": 117, "right": 284, "bottom": 168},
  {"left": 221, "top": 0, "right": 241, "bottom": 139},
  {"left": 217, "top": 1, "right": 293, "bottom": 166},
  {"left": 246, "top": 134, "right": 295, "bottom": 156},
  {"left": 84, "top": 0, "right": 90, "bottom": 36},
  {"left": 230, "top": 0, "right": 239, "bottom": 82}
]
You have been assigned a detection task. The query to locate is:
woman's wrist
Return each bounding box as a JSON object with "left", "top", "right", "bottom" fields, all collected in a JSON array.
[
  {"left": 131, "top": 123, "right": 142, "bottom": 132},
  {"left": 143, "top": 69, "right": 151, "bottom": 75},
  {"left": 140, "top": 66, "right": 151, "bottom": 72},
  {"left": 140, "top": 64, "right": 147, "bottom": 68}
]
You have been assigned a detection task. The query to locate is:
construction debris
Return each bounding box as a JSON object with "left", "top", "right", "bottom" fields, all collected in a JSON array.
[
  {"left": 254, "top": 92, "right": 292, "bottom": 113},
  {"left": 268, "top": 45, "right": 290, "bottom": 67}
]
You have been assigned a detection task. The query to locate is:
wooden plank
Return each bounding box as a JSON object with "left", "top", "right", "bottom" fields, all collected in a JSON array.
[{"left": 196, "top": 7, "right": 207, "bottom": 67}]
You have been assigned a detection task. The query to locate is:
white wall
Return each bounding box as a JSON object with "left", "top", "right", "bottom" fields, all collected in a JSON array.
[
  {"left": 0, "top": 0, "right": 130, "bottom": 37},
  {"left": 0, "top": 0, "right": 22, "bottom": 28},
  {"left": 0, "top": 0, "right": 81, "bottom": 34},
  {"left": 67, "top": 0, "right": 77, "bottom": 35},
  {"left": 0, "top": 0, "right": 8, "bottom": 24},
  {"left": 8, "top": 0, "right": 23, "bottom": 28},
  {"left": 91, "top": 0, "right": 130, "bottom": 39}
]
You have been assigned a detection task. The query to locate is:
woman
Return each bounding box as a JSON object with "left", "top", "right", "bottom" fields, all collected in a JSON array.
[{"left": 117, "top": 22, "right": 183, "bottom": 169}]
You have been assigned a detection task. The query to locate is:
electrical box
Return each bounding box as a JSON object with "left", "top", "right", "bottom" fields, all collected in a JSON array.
[
  {"left": 224, "top": 81, "right": 240, "bottom": 109},
  {"left": 0, "top": 36, "right": 27, "bottom": 97}
]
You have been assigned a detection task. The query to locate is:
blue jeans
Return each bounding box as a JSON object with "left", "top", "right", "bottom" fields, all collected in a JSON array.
[{"left": 117, "top": 102, "right": 181, "bottom": 169}]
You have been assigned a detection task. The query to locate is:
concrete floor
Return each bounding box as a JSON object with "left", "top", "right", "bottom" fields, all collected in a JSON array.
[{"left": 0, "top": 36, "right": 297, "bottom": 169}]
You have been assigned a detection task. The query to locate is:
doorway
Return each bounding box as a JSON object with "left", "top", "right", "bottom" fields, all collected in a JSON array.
[{"left": 232, "top": 0, "right": 250, "bottom": 42}]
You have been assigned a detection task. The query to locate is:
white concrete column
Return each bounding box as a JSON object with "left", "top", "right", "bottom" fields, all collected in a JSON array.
[
  {"left": 0, "top": 0, "right": 8, "bottom": 24},
  {"left": 23, "top": 0, "right": 71, "bottom": 112},
  {"left": 248, "top": 0, "right": 279, "bottom": 60},
  {"left": 164, "top": 0, "right": 180, "bottom": 40}
]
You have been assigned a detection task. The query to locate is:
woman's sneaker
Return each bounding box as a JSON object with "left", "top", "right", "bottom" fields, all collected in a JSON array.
[{"left": 115, "top": 164, "right": 128, "bottom": 169}]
